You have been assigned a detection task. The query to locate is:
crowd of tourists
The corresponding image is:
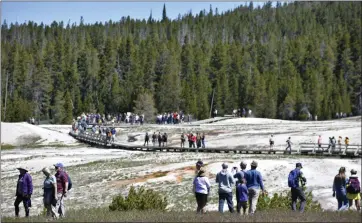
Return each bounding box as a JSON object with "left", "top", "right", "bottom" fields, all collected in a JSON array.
[
  {"left": 13, "top": 159, "right": 361, "bottom": 219},
  {"left": 73, "top": 112, "right": 146, "bottom": 126},
  {"left": 321, "top": 135, "right": 350, "bottom": 154},
  {"left": 231, "top": 108, "right": 253, "bottom": 118},
  {"left": 143, "top": 132, "right": 206, "bottom": 148},
  {"left": 156, "top": 111, "right": 190, "bottom": 124},
  {"left": 73, "top": 111, "right": 193, "bottom": 126},
  {"left": 192, "top": 160, "right": 361, "bottom": 215},
  {"left": 267, "top": 135, "right": 351, "bottom": 154}
]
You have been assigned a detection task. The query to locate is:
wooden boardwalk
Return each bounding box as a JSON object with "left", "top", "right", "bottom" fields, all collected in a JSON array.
[{"left": 69, "top": 131, "right": 362, "bottom": 158}]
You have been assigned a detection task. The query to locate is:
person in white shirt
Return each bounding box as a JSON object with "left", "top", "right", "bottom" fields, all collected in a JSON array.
[{"left": 193, "top": 167, "right": 211, "bottom": 214}]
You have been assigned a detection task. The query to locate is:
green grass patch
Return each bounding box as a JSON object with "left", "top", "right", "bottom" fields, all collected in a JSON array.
[
  {"left": 1, "top": 144, "right": 16, "bottom": 150},
  {"left": 2, "top": 209, "right": 361, "bottom": 222}
]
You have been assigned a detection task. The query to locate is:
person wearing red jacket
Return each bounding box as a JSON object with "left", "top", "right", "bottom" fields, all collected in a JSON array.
[{"left": 191, "top": 134, "right": 196, "bottom": 148}]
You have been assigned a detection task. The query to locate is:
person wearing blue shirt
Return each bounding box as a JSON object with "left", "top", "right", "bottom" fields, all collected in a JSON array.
[
  {"left": 288, "top": 163, "right": 307, "bottom": 213},
  {"left": 236, "top": 178, "right": 248, "bottom": 215},
  {"left": 244, "top": 160, "right": 265, "bottom": 215},
  {"left": 233, "top": 161, "right": 247, "bottom": 213}
]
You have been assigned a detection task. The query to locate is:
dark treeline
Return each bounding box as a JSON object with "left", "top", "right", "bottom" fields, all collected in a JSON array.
[{"left": 1, "top": 2, "right": 361, "bottom": 123}]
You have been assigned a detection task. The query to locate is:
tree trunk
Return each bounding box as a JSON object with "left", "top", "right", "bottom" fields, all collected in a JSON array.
[{"left": 3, "top": 72, "right": 9, "bottom": 121}]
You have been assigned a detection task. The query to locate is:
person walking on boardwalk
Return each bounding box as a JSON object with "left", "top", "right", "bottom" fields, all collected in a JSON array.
[
  {"left": 191, "top": 134, "right": 197, "bottom": 148},
  {"left": 317, "top": 135, "right": 322, "bottom": 151},
  {"left": 54, "top": 163, "right": 69, "bottom": 218},
  {"left": 187, "top": 133, "right": 193, "bottom": 148},
  {"left": 157, "top": 132, "right": 162, "bottom": 147},
  {"left": 162, "top": 133, "right": 168, "bottom": 147},
  {"left": 331, "top": 136, "right": 337, "bottom": 153},
  {"left": 343, "top": 137, "right": 349, "bottom": 155},
  {"left": 216, "top": 163, "right": 235, "bottom": 213},
  {"left": 285, "top": 137, "right": 292, "bottom": 154},
  {"left": 201, "top": 133, "right": 206, "bottom": 148},
  {"left": 196, "top": 133, "right": 202, "bottom": 148},
  {"left": 193, "top": 167, "right": 211, "bottom": 214},
  {"left": 327, "top": 137, "right": 335, "bottom": 153},
  {"left": 144, "top": 133, "right": 150, "bottom": 146},
  {"left": 333, "top": 167, "right": 349, "bottom": 211},
  {"left": 288, "top": 162, "right": 307, "bottom": 213},
  {"left": 14, "top": 167, "right": 33, "bottom": 217},
  {"left": 42, "top": 167, "right": 58, "bottom": 219},
  {"left": 152, "top": 132, "right": 157, "bottom": 146},
  {"left": 111, "top": 128, "right": 116, "bottom": 142},
  {"left": 244, "top": 161, "right": 265, "bottom": 215},
  {"left": 337, "top": 136, "right": 343, "bottom": 152},
  {"left": 181, "top": 133, "right": 186, "bottom": 148},
  {"left": 346, "top": 169, "right": 361, "bottom": 211},
  {"left": 269, "top": 134, "right": 274, "bottom": 151}
]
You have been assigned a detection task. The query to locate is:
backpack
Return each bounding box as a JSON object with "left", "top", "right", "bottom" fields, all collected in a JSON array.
[
  {"left": 66, "top": 172, "right": 72, "bottom": 190},
  {"left": 347, "top": 178, "right": 360, "bottom": 194},
  {"left": 288, "top": 169, "right": 300, "bottom": 188}
]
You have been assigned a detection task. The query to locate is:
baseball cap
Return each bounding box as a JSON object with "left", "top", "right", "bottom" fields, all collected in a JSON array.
[
  {"left": 54, "top": 163, "right": 64, "bottom": 168},
  {"left": 296, "top": 163, "right": 303, "bottom": 168}
]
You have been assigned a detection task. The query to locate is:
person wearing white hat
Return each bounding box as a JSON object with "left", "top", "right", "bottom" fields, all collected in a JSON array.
[
  {"left": 14, "top": 167, "right": 33, "bottom": 217},
  {"left": 346, "top": 169, "right": 361, "bottom": 211},
  {"left": 193, "top": 167, "right": 210, "bottom": 214},
  {"left": 42, "top": 167, "right": 58, "bottom": 219}
]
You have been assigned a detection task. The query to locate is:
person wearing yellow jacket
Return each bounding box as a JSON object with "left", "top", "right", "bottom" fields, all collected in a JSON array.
[
  {"left": 343, "top": 137, "right": 349, "bottom": 155},
  {"left": 346, "top": 169, "right": 361, "bottom": 211}
]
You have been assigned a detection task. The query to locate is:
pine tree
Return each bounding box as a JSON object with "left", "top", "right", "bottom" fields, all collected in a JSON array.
[
  {"left": 162, "top": 4, "right": 168, "bottom": 22},
  {"left": 52, "top": 90, "right": 65, "bottom": 124},
  {"left": 63, "top": 91, "right": 73, "bottom": 124}
]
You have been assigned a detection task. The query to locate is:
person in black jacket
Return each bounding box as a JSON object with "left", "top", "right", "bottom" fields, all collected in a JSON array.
[
  {"left": 152, "top": 132, "right": 157, "bottom": 146},
  {"left": 158, "top": 132, "right": 162, "bottom": 147},
  {"left": 144, "top": 133, "right": 150, "bottom": 146},
  {"left": 162, "top": 133, "right": 168, "bottom": 147}
]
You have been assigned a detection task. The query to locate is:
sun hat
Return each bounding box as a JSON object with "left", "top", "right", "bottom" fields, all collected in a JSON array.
[
  {"left": 17, "top": 167, "right": 28, "bottom": 172},
  {"left": 251, "top": 160, "right": 258, "bottom": 167},
  {"left": 42, "top": 167, "right": 51, "bottom": 175}
]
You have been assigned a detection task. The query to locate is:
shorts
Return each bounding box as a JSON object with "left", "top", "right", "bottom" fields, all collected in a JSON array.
[{"left": 347, "top": 192, "right": 361, "bottom": 200}]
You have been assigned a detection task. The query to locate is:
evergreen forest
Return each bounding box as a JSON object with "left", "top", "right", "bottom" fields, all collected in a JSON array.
[{"left": 1, "top": 1, "right": 361, "bottom": 123}]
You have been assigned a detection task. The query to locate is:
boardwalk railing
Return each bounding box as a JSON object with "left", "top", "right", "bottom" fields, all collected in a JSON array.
[
  {"left": 299, "top": 143, "right": 361, "bottom": 156},
  {"left": 69, "top": 131, "right": 362, "bottom": 158}
]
